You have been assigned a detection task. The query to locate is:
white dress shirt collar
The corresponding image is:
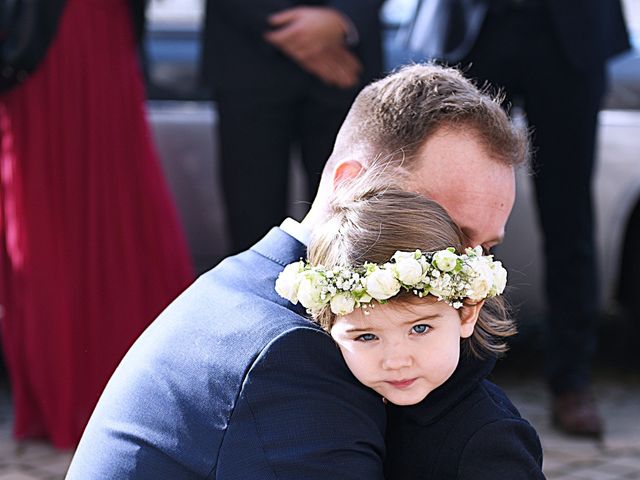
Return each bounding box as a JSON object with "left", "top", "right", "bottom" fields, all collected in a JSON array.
[{"left": 280, "top": 217, "right": 311, "bottom": 247}]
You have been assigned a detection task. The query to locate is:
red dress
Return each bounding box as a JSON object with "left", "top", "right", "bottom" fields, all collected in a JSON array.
[{"left": 0, "top": 0, "right": 194, "bottom": 449}]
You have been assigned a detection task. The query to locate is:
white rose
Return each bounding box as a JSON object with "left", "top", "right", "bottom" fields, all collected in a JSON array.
[
  {"left": 432, "top": 249, "right": 458, "bottom": 272},
  {"left": 365, "top": 267, "right": 401, "bottom": 300},
  {"left": 275, "top": 261, "right": 304, "bottom": 304},
  {"left": 330, "top": 293, "right": 356, "bottom": 315},
  {"left": 297, "top": 275, "right": 326, "bottom": 311},
  {"left": 491, "top": 261, "right": 508, "bottom": 295},
  {"left": 392, "top": 253, "right": 423, "bottom": 286},
  {"left": 466, "top": 259, "right": 494, "bottom": 301}
]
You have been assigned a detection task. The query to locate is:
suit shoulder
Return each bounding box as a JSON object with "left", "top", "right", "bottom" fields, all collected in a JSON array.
[
  {"left": 220, "top": 326, "right": 386, "bottom": 480},
  {"left": 245, "top": 324, "right": 368, "bottom": 395}
]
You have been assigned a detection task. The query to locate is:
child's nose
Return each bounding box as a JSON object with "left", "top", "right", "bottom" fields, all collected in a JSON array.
[{"left": 381, "top": 345, "right": 412, "bottom": 370}]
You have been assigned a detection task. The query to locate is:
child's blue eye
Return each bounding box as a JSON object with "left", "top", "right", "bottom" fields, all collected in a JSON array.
[
  {"left": 356, "top": 333, "right": 377, "bottom": 342},
  {"left": 412, "top": 324, "right": 430, "bottom": 334}
]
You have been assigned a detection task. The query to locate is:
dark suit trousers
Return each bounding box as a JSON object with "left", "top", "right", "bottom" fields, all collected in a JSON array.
[
  {"left": 217, "top": 83, "right": 357, "bottom": 253},
  {"left": 461, "top": 5, "right": 605, "bottom": 393}
]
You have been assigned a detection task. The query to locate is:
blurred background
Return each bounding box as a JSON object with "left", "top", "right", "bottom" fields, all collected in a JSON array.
[
  {"left": 144, "top": 0, "right": 640, "bottom": 348},
  {"left": 0, "top": 0, "right": 639, "bottom": 478}
]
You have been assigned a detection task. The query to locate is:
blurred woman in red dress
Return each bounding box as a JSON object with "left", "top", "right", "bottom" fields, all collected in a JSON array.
[{"left": 0, "top": 0, "right": 194, "bottom": 448}]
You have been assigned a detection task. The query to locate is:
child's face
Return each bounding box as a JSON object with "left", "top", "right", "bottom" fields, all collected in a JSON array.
[{"left": 330, "top": 297, "right": 480, "bottom": 406}]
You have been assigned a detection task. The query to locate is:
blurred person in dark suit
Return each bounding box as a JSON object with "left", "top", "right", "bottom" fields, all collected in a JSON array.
[
  {"left": 202, "top": 0, "right": 384, "bottom": 253},
  {"left": 404, "top": 0, "right": 630, "bottom": 437}
]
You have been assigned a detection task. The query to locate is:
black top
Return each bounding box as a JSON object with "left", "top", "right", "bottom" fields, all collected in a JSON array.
[
  {"left": 1, "top": 0, "right": 148, "bottom": 92},
  {"left": 384, "top": 350, "right": 545, "bottom": 479}
]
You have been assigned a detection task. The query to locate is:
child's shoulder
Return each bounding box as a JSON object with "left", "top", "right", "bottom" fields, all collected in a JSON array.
[
  {"left": 479, "top": 379, "right": 523, "bottom": 420},
  {"left": 443, "top": 378, "right": 523, "bottom": 430},
  {"left": 438, "top": 380, "right": 544, "bottom": 478}
]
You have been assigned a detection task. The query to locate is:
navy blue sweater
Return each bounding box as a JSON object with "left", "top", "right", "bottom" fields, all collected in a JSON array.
[{"left": 385, "top": 351, "right": 545, "bottom": 479}]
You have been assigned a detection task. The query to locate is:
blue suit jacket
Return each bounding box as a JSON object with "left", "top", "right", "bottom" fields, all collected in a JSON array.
[{"left": 66, "top": 228, "right": 386, "bottom": 479}]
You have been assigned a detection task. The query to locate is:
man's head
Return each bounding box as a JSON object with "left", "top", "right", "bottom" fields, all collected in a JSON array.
[{"left": 306, "top": 63, "right": 528, "bottom": 250}]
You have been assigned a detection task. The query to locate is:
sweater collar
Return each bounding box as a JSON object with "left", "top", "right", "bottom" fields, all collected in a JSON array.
[{"left": 388, "top": 349, "right": 496, "bottom": 424}]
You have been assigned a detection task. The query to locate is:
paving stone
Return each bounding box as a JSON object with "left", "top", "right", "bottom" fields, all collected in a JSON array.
[
  {"left": 565, "top": 467, "right": 625, "bottom": 480},
  {"left": 552, "top": 473, "right": 602, "bottom": 480},
  {"left": 0, "top": 468, "right": 43, "bottom": 480},
  {"left": 596, "top": 461, "right": 640, "bottom": 477},
  {"left": 28, "top": 453, "right": 72, "bottom": 478}
]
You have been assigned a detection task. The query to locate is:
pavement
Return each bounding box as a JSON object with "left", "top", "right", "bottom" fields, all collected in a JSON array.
[
  {"left": 0, "top": 368, "right": 637, "bottom": 479},
  {"left": 499, "top": 371, "right": 640, "bottom": 480}
]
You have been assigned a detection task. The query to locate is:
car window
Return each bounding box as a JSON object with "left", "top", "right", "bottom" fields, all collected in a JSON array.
[{"left": 144, "top": 0, "right": 206, "bottom": 101}]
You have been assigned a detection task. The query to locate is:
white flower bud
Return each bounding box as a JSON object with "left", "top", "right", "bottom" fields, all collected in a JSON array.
[
  {"left": 466, "top": 259, "right": 494, "bottom": 301},
  {"left": 297, "top": 275, "right": 327, "bottom": 311},
  {"left": 433, "top": 249, "right": 458, "bottom": 272},
  {"left": 392, "top": 252, "right": 423, "bottom": 285},
  {"left": 359, "top": 293, "right": 372, "bottom": 304},
  {"left": 365, "top": 267, "right": 401, "bottom": 300},
  {"left": 465, "top": 246, "right": 484, "bottom": 257},
  {"left": 275, "top": 261, "right": 304, "bottom": 304},
  {"left": 330, "top": 293, "right": 356, "bottom": 315},
  {"left": 491, "top": 261, "right": 508, "bottom": 295}
]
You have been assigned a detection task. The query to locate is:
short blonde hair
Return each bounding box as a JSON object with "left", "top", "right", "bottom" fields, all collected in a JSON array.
[
  {"left": 309, "top": 174, "right": 516, "bottom": 358},
  {"left": 328, "top": 63, "right": 528, "bottom": 175}
]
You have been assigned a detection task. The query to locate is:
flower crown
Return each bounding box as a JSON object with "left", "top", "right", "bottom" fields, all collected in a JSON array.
[{"left": 275, "top": 246, "right": 508, "bottom": 316}]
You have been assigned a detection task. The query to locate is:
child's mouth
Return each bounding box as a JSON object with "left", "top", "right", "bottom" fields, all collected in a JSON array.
[{"left": 386, "top": 378, "right": 416, "bottom": 389}]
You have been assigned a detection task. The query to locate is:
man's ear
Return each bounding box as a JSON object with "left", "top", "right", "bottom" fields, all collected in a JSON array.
[
  {"left": 459, "top": 300, "right": 484, "bottom": 338},
  {"left": 332, "top": 160, "right": 364, "bottom": 190}
]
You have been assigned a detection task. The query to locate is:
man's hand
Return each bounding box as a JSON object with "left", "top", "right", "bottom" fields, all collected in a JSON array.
[
  {"left": 264, "top": 6, "right": 362, "bottom": 88},
  {"left": 297, "top": 45, "right": 362, "bottom": 88},
  {"left": 265, "top": 6, "right": 348, "bottom": 60}
]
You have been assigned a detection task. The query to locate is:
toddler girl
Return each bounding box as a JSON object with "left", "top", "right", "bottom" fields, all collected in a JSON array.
[{"left": 276, "top": 185, "right": 545, "bottom": 479}]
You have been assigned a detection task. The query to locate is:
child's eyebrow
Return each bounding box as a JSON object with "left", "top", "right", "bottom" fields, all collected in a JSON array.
[
  {"left": 344, "top": 314, "right": 443, "bottom": 333},
  {"left": 344, "top": 327, "right": 376, "bottom": 333},
  {"left": 403, "top": 314, "right": 441, "bottom": 325}
]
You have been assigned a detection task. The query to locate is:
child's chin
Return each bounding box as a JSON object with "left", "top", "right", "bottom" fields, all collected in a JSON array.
[{"left": 385, "top": 393, "right": 429, "bottom": 406}]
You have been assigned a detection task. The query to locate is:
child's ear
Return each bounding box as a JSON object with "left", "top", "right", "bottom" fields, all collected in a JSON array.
[{"left": 459, "top": 300, "right": 484, "bottom": 338}]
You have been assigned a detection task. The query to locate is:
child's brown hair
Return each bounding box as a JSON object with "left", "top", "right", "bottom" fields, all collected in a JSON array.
[{"left": 309, "top": 175, "right": 516, "bottom": 358}]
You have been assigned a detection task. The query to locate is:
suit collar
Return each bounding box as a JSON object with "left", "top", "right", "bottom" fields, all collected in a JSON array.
[{"left": 251, "top": 227, "right": 307, "bottom": 267}]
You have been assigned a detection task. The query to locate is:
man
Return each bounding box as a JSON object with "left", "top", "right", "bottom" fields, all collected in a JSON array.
[
  {"left": 202, "top": 1, "right": 383, "bottom": 253},
  {"left": 66, "top": 64, "right": 527, "bottom": 479},
  {"left": 405, "top": 0, "right": 630, "bottom": 437}
]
